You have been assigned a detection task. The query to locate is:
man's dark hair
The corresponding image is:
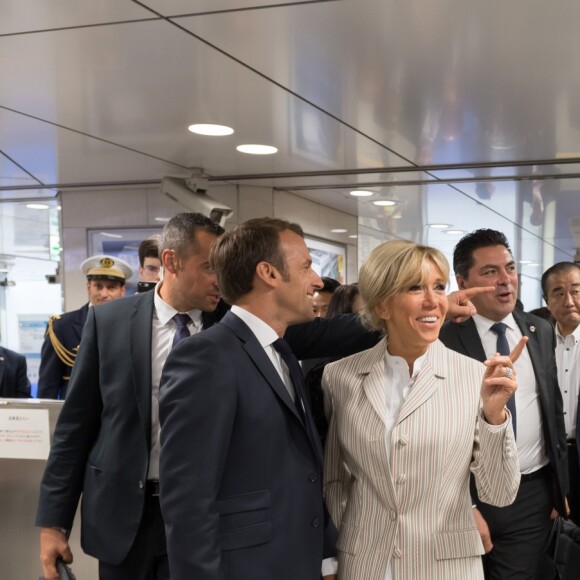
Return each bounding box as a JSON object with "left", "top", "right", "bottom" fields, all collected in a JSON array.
[
  {"left": 160, "top": 213, "right": 224, "bottom": 261},
  {"left": 319, "top": 277, "right": 341, "bottom": 295},
  {"left": 138, "top": 237, "right": 160, "bottom": 267},
  {"left": 210, "top": 217, "right": 303, "bottom": 304},
  {"left": 453, "top": 229, "right": 512, "bottom": 278},
  {"left": 541, "top": 261, "right": 580, "bottom": 299}
]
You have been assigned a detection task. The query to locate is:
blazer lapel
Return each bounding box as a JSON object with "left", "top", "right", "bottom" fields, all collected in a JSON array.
[
  {"left": 396, "top": 342, "right": 445, "bottom": 426},
  {"left": 361, "top": 343, "right": 389, "bottom": 426},
  {"left": 456, "top": 318, "right": 488, "bottom": 362},
  {"left": 129, "top": 292, "right": 154, "bottom": 445},
  {"left": 513, "top": 309, "right": 547, "bottom": 393},
  {"left": 221, "top": 312, "right": 302, "bottom": 423}
]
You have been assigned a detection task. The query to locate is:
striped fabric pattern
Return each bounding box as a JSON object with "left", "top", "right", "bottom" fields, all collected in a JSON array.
[{"left": 323, "top": 338, "right": 520, "bottom": 580}]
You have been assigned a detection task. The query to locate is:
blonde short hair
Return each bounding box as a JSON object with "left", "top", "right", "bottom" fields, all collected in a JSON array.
[{"left": 359, "top": 240, "right": 449, "bottom": 332}]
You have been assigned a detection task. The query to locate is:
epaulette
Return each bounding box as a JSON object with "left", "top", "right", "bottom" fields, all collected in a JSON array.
[{"left": 47, "top": 315, "right": 77, "bottom": 368}]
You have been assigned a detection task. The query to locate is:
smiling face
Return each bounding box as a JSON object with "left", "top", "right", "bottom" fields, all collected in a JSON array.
[
  {"left": 457, "top": 245, "right": 518, "bottom": 321},
  {"left": 545, "top": 267, "right": 580, "bottom": 336},
  {"left": 276, "top": 230, "right": 323, "bottom": 326},
  {"left": 377, "top": 260, "right": 448, "bottom": 366}
]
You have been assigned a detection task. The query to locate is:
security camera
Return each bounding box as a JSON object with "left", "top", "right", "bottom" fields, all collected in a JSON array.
[{"left": 161, "top": 175, "right": 233, "bottom": 227}]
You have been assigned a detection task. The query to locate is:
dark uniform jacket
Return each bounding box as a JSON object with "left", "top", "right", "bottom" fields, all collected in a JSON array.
[
  {"left": 0, "top": 346, "right": 31, "bottom": 398},
  {"left": 37, "top": 304, "right": 89, "bottom": 399}
]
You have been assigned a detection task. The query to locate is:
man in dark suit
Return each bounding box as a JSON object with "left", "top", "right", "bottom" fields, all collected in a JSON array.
[
  {"left": 159, "top": 218, "right": 338, "bottom": 579},
  {"left": 541, "top": 261, "right": 580, "bottom": 524},
  {"left": 0, "top": 346, "right": 31, "bottom": 398},
  {"left": 37, "top": 254, "right": 132, "bottom": 399},
  {"left": 36, "top": 214, "right": 225, "bottom": 580},
  {"left": 439, "top": 228, "right": 568, "bottom": 580}
]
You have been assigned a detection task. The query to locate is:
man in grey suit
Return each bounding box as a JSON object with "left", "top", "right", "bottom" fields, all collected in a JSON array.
[
  {"left": 36, "top": 213, "right": 225, "bottom": 580},
  {"left": 439, "top": 229, "right": 568, "bottom": 580}
]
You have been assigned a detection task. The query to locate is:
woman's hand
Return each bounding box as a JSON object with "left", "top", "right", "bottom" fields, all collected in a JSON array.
[{"left": 480, "top": 336, "right": 527, "bottom": 424}]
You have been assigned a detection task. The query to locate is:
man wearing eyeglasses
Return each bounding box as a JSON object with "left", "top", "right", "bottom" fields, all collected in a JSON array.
[
  {"left": 542, "top": 261, "right": 580, "bottom": 524},
  {"left": 138, "top": 237, "right": 162, "bottom": 283}
]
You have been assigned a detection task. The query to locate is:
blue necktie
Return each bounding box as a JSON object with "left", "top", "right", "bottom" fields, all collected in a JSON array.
[
  {"left": 490, "top": 322, "right": 517, "bottom": 437},
  {"left": 172, "top": 313, "right": 191, "bottom": 348},
  {"left": 272, "top": 338, "right": 305, "bottom": 422}
]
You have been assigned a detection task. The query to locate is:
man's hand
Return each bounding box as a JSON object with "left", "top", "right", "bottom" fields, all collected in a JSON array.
[
  {"left": 446, "top": 286, "right": 495, "bottom": 323},
  {"left": 39, "top": 527, "right": 73, "bottom": 580},
  {"left": 472, "top": 507, "right": 493, "bottom": 553},
  {"left": 551, "top": 497, "right": 570, "bottom": 520}
]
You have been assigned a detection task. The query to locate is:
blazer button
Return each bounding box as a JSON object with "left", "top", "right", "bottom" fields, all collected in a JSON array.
[
  {"left": 311, "top": 518, "right": 321, "bottom": 528},
  {"left": 138, "top": 480, "right": 145, "bottom": 489},
  {"left": 393, "top": 547, "right": 403, "bottom": 558},
  {"left": 399, "top": 436, "right": 409, "bottom": 446},
  {"left": 308, "top": 473, "right": 318, "bottom": 483},
  {"left": 396, "top": 474, "right": 407, "bottom": 484},
  {"left": 389, "top": 510, "right": 397, "bottom": 521}
]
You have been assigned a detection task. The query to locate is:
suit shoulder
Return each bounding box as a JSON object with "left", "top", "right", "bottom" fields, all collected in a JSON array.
[{"left": 325, "top": 339, "right": 385, "bottom": 376}]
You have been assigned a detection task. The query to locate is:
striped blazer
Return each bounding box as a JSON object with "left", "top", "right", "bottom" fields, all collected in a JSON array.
[{"left": 322, "top": 338, "right": 520, "bottom": 580}]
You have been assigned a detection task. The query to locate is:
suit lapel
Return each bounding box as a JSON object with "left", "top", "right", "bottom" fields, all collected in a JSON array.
[
  {"left": 456, "top": 318, "right": 487, "bottom": 362},
  {"left": 221, "top": 312, "right": 303, "bottom": 424},
  {"left": 513, "top": 309, "right": 547, "bottom": 388},
  {"left": 362, "top": 347, "right": 388, "bottom": 426},
  {"left": 396, "top": 342, "right": 445, "bottom": 426},
  {"left": 129, "top": 292, "right": 154, "bottom": 445}
]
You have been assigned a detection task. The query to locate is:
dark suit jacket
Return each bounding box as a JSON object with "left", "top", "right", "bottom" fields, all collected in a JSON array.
[
  {"left": 37, "top": 303, "right": 89, "bottom": 399},
  {"left": 0, "top": 347, "right": 31, "bottom": 398},
  {"left": 159, "top": 311, "right": 340, "bottom": 580},
  {"left": 35, "top": 291, "right": 225, "bottom": 565},
  {"left": 439, "top": 310, "right": 568, "bottom": 514}
]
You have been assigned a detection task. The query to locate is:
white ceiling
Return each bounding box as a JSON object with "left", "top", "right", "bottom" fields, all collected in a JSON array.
[{"left": 2, "top": 0, "right": 580, "bottom": 269}]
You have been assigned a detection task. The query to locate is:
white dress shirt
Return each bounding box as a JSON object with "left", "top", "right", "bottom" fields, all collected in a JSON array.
[
  {"left": 473, "top": 313, "right": 548, "bottom": 474},
  {"left": 148, "top": 284, "right": 203, "bottom": 479},
  {"left": 555, "top": 323, "right": 580, "bottom": 439}
]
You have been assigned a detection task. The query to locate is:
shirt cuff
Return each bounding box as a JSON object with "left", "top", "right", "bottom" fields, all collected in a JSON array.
[{"left": 322, "top": 556, "right": 338, "bottom": 576}]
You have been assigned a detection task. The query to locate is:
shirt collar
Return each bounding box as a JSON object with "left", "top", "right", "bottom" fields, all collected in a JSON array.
[
  {"left": 555, "top": 321, "right": 580, "bottom": 343},
  {"left": 230, "top": 305, "right": 279, "bottom": 348},
  {"left": 153, "top": 282, "right": 203, "bottom": 327},
  {"left": 384, "top": 349, "right": 428, "bottom": 379},
  {"left": 473, "top": 312, "right": 516, "bottom": 336}
]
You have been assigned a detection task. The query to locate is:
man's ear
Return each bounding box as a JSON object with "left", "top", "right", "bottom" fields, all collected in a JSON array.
[
  {"left": 255, "top": 261, "right": 279, "bottom": 288},
  {"left": 456, "top": 274, "right": 467, "bottom": 290},
  {"left": 161, "top": 249, "right": 178, "bottom": 275}
]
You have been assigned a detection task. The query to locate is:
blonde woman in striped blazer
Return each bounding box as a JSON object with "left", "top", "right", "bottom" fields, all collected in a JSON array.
[{"left": 323, "top": 240, "right": 522, "bottom": 580}]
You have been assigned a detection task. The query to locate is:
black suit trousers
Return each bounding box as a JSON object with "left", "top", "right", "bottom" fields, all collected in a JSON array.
[{"left": 480, "top": 472, "right": 553, "bottom": 580}]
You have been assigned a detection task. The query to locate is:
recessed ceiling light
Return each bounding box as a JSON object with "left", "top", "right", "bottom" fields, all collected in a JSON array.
[
  {"left": 154, "top": 217, "right": 171, "bottom": 222},
  {"left": 519, "top": 260, "right": 533, "bottom": 265},
  {"left": 427, "top": 223, "right": 451, "bottom": 229},
  {"left": 331, "top": 228, "right": 347, "bottom": 233},
  {"left": 236, "top": 144, "right": 278, "bottom": 155},
  {"left": 350, "top": 190, "right": 374, "bottom": 197},
  {"left": 26, "top": 203, "right": 49, "bottom": 210},
  {"left": 100, "top": 232, "right": 123, "bottom": 239},
  {"left": 57, "top": 205, "right": 62, "bottom": 211},
  {"left": 444, "top": 229, "right": 465, "bottom": 235},
  {"left": 188, "top": 124, "right": 234, "bottom": 136},
  {"left": 349, "top": 234, "right": 358, "bottom": 239},
  {"left": 372, "top": 200, "right": 397, "bottom": 207}
]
